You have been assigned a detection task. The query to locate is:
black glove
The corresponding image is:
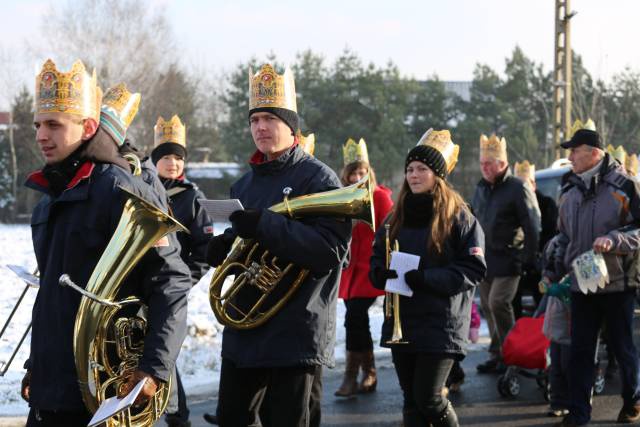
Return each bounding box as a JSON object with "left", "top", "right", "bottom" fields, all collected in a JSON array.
[
  {"left": 229, "top": 209, "right": 262, "bottom": 239},
  {"left": 206, "top": 234, "right": 234, "bottom": 267},
  {"left": 370, "top": 268, "right": 398, "bottom": 290},
  {"left": 404, "top": 269, "right": 425, "bottom": 292}
]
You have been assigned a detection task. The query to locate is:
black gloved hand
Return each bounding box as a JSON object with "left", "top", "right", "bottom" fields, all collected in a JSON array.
[
  {"left": 404, "top": 269, "right": 425, "bottom": 292},
  {"left": 229, "top": 209, "right": 262, "bottom": 239},
  {"left": 370, "top": 268, "right": 398, "bottom": 290},
  {"left": 206, "top": 234, "right": 234, "bottom": 267}
]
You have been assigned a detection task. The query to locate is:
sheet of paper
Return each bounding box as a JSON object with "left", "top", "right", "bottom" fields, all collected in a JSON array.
[
  {"left": 385, "top": 251, "right": 420, "bottom": 297},
  {"left": 87, "top": 378, "right": 147, "bottom": 427},
  {"left": 6, "top": 264, "right": 39, "bottom": 288},
  {"left": 198, "top": 199, "right": 244, "bottom": 222},
  {"left": 572, "top": 249, "right": 609, "bottom": 295}
]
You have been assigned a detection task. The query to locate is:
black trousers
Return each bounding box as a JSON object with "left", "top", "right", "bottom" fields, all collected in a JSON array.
[
  {"left": 344, "top": 297, "right": 376, "bottom": 352},
  {"left": 167, "top": 367, "right": 190, "bottom": 421},
  {"left": 218, "top": 357, "right": 317, "bottom": 427},
  {"left": 391, "top": 351, "right": 454, "bottom": 424},
  {"left": 26, "top": 408, "right": 92, "bottom": 427}
]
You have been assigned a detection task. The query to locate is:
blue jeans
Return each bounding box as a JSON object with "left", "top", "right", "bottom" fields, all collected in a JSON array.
[{"left": 569, "top": 291, "right": 640, "bottom": 424}]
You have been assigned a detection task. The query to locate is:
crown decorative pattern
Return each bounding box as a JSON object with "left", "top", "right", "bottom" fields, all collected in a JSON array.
[
  {"left": 154, "top": 115, "right": 186, "bottom": 148},
  {"left": 570, "top": 118, "right": 597, "bottom": 137},
  {"left": 626, "top": 153, "right": 639, "bottom": 176},
  {"left": 343, "top": 138, "right": 369, "bottom": 166},
  {"left": 249, "top": 64, "right": 297, "bottom": 112},
  {"left": 35, "top": 59, "right": 101, "bottom": 120},
  {"left": 514, "top": 160, "right": 535, "bottom": 181},
  {"left": 606, "top": 144, "right": 627, "bottom": 166},
  {"left": 297, "top": 131, "right": 315, "bottom": 156},
  {"left": 480, "top": 133, "right": 508, "bottom": 161},
  {"left": 416, "top": 128, "right": 460, "bottom": 173},
  {"left": 102, "top": 83, "right": 140, "bottom": 129}
]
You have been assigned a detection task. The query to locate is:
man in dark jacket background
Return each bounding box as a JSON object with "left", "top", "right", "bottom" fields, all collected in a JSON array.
[
  {"left": 205, "top": 64, "right": 351, "bottom": 427},
  {"left": 22, "top": 59, "right": 191, "bottom": 426},
  {"left": 472, "top": 134, "right": 541, "bottom": 373},
  {"left": 545, "top": 121, "right": 640, "bottom": 427}
]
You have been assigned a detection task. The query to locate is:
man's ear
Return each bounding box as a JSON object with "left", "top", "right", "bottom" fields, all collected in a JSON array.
[{"left": 81, "top": 118, "right": 99, "bottom": 141}]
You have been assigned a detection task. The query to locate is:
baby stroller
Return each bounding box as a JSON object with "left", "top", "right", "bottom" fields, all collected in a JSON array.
[{"left": 497, "top": 314, "right": 550, "bottom": 399}]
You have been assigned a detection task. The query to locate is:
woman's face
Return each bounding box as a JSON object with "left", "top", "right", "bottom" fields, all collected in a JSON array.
[
  {"left": 348, "top": 166, "right": 368, "bottom": 184},
  {"left": 406, "top": 161, "right": 435, "bottom": 194},
  {"left": 156, "top": 154, "right": 185, "bottom": 179}
]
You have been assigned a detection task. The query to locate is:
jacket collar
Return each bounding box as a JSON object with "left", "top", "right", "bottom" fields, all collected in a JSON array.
[
  {"left": 565, "top": 153, "right": 619, "bottom": 194},
  {"left": 25, "top": 161, "right": 95, "bottom": 196},
  {"left": 249, "top": 143, "right": 304, "bottom": 176},
  {"left": 479, "top": 167, "right": 511, "bottom": 189}
]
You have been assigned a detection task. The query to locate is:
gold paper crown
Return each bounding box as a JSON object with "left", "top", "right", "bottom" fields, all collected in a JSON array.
[
  {"left": 626, "top": 153, "right": 638, "bottom": 176},
  {"left": 154, "top": 115, "right": 186, "bottom": 148},
  {"left": 343, "top": 138, "right": 369, "bottom": 166},
  {"left": 102, "top": 83, "right": 140, "bottom": 129},
  {"left": 297, "top": 131, "right": 315, "bottom": 156},
  {"left": 249, "top": 64, "right": 297, "bottom": 112},
  {"left": 416, "top": 129, "right": 460, "bottom": 173},
  {"left": 480, "top": 133, "right": 508, "bottom": 161},
  {"left": 514, "top": 160, "right": 535, "bottom": 181},
  {"left": 606, "top": 144, "right": 627, "bottom": 166},
  {"left": 35, "top": 59, "right": 102, "bottom": 120},
  {"left": 570, "top": 118, "right": 597, "bottom": 137}
]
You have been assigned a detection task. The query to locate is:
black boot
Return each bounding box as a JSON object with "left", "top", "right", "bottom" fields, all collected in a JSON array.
[{"left": 431, "top": 402, "right": 459, "bottom": 427}]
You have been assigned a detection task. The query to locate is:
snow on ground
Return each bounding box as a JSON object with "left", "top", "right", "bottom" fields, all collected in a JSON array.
[{"left": 0, "top": 224, "right": 488, "bottom": 416}]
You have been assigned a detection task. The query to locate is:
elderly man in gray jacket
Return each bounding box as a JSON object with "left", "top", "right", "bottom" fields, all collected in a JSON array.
[{"left": 545, "top": 124, "right": 640, "bottom": 427}]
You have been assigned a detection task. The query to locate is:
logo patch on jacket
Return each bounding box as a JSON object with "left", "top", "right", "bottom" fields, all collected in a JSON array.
[
  {"left": 153, "top": 236, "right": 170, "bottom": 247},
  {"left": 203, "top": 225, "right": 214, "bottom": 235},
  {"left": 469, "top": 246, "right": 484, "bottom": 257}
]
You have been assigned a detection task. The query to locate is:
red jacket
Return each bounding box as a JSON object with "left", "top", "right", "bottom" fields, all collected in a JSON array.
[{"left": 339, "top": 185, "right": 394, "bottom": 299}]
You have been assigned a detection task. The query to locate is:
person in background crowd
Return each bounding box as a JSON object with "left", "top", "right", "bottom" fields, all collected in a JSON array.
[
  {"left": 335, "top": 137, "right": 394, "bottom": 397},
  {"left": 370, "top": 129, "right": 486, "bottom": 427},
  {"left": 472, "top": 134, "right": 540, "bottom": 374}
]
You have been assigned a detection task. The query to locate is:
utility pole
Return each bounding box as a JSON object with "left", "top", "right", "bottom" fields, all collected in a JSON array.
[
  {"left": 552, "top": 0, "right": 576, "bottom": 159},
  {"left": 8, "top": 112, "right": 18, "bottom": 221}
]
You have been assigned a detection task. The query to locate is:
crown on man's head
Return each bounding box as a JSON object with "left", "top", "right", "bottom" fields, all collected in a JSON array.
[
  {"left": 297, "top": 131, "right": 315, "bottom": 156},
  {"left": 606, "top": 144, "right": 627, "bottom": 166},
  {"left": 626, "top": 153, "right": 639, "bottom": 176},
  {"left": 35, "top": 59, "right": 102, "bottom": 120},
  {"left": 343, "top": 138, "right": 369, "bottom": 166},
  {"left": 249, "top": 64, "right": 297, "bottom": 113},
  {"left": 514, "top": 160, "right": 535, "bottom": 182},
  {"left": 416, "top": 129, "right": 459, "bottom": 173},
  {"left": 479, "top": 133, "right": 508, "bottom": 161},
  {"left": 154, "top": 115, "right": 186, "bottom": 148},
  {"left": 100, "top": 83, "right": 141, "bottom": 146}
]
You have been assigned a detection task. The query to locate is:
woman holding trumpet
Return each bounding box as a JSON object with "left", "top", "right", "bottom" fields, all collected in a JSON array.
[{"left": 369, "top": 129, "right": 486, "bottom": 427}]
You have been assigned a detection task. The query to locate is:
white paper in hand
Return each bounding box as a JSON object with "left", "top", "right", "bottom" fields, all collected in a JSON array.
[
  {"left": 198, "top": 199, "right": 244, "bottom": 222},
  {"left": 87, "top": 378, "right": 147, "bottom": 427},
  {"left": 385, "top": 251, "right": 420, "bottom": 297},
  {"left": 572, "top": 249, "right": 609, "bottom": 295},
  {"left": 6, "top": 264, "right": 39, "bottom": 288}
]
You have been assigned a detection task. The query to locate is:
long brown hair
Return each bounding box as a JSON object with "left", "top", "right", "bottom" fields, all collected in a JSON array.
[
  {"left": 340, "top": 160, "right": 377, "bottom": 188},
  {"left": 388, "top": 175, "right": 470, "bottom": 255}
]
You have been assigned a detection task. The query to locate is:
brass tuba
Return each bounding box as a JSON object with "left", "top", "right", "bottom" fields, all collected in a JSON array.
[
  {"left": 209, "top": 175, "right": 375, "bottom": 330},
  {"left": 59, "top": 186, "right": 187, "bottom": 427}
]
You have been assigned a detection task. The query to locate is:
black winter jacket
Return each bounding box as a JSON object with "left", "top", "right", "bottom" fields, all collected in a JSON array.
[
  {"left": 472, "top": 168, "right": 541, "bottom": 278},
  {"left": 369, "top": 207, "right": 486, "bottom": 357},
  {"left": 220, "top": 145, "right": 351, "bottom": 368},
  {"left": 162, "top": 177, "right": 213, "bottom": 285},
  {"left": 25, "top": 161, "right": 191, "bottom": 411}
]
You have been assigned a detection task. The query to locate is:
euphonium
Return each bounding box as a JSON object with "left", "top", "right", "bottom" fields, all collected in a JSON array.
[
  {"left": 210, "top": 175, "right": 375, "bottom": 330},
  {"left": 59, "top": 186, "right": 187, "bottom": 427}
]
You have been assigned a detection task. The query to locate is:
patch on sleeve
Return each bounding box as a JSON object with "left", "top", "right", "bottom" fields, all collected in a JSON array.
[
  {"left": 203, "top": 225, "right": 214, "bottom": 235},
  {"left": 469, "top": 246, "right": 484, "bottom": 257},
  {"left": 153, "top": 236, "right": 170, "bottom": 247}
]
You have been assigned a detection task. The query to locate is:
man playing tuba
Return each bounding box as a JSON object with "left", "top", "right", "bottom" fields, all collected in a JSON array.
[
  {"left": 22, "top": 59, "right": 191, "bottom": 426},
  {"left": 204, "top": 63, "right": 351, "bottom": 426}
]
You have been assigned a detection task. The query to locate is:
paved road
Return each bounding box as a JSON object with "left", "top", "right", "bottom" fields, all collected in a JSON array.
[{"left": 183, "top": 349, "right": 624, "bottom": 427}]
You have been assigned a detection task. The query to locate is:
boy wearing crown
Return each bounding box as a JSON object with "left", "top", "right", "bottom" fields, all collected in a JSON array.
[
  {"left": 472, "top": 134, "right": 541, "bottom": 374},
  {"left": 204, "top": 64, "right": 351, "bottom": 426},
  {"left": 21, "top": 59, "right": 191, "bottom": 426},
  {"left": 543, "top": 120, "right": 640, "bottom": 426}
]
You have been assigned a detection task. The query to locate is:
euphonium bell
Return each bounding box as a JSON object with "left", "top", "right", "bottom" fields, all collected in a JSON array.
[
  {"left": 59, "top": 186, "right": 187, "bottom": 427},
  {"left": 209, "top": 175, "right": 375, "bottom": 330}
]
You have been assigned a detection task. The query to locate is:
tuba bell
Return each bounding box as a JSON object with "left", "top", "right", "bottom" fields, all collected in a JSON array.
[
  {"left": 59, "top": 186, "right": 187, "bottom": 427},
  {"left": 209, "top": 175, "right": 375, "bottom": 330}
]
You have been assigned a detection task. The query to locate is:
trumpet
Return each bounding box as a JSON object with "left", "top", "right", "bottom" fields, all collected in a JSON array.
[{"left": 384, "top": 224, "right": 407, "bottom": 345}]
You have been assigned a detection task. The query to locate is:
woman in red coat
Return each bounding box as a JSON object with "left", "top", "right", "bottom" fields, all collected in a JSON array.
[{"left": 335, "top": 138, "right": 394, "bottom": 397}]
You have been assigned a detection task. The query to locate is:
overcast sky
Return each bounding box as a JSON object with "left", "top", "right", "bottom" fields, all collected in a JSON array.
[{"left": 1, "top": 0, "right": 639, "bottom": 109}]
